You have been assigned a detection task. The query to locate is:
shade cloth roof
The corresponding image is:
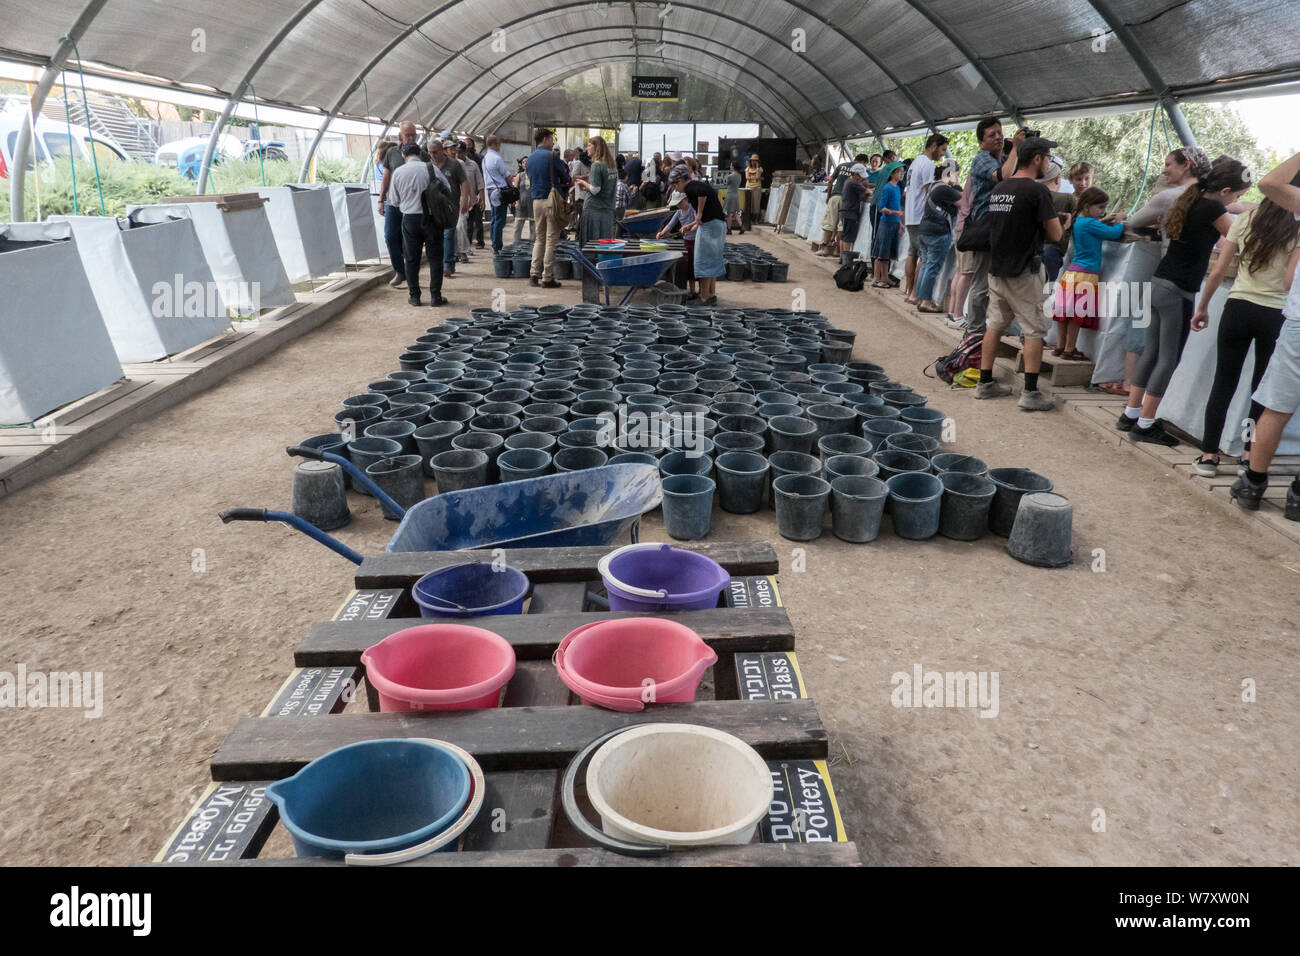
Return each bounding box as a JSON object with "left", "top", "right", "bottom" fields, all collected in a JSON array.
[{"left": 4, "top": 0, "right": 1298, "bottom": 143}]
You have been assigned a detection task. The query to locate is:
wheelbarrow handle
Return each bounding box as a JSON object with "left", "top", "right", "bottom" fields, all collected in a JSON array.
[
  {"left": 218, "top": 507, "right": 365, "bottom": 565},
  {"left": 219, "top": 508, "right": 268, "bottom": 522},
  {"left": 285, "top": 445, "right": 406, "bottom": 520}
]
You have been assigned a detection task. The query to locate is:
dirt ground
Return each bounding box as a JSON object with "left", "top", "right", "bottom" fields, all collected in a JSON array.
[{"left": 1, "top": 227, "right": 1296, "bottom": 867}]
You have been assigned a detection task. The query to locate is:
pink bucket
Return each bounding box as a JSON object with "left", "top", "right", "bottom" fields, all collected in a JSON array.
[
  {"left": 554, "top": 618, "right": 717, "bottom": 712},
  {"left": 361, "top": 623, "right": 516, "bottom": 712}
]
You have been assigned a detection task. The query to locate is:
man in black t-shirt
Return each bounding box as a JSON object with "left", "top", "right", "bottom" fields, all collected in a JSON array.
[{"left": 975, "top": 136, "right": 1067, "bottom": 411}]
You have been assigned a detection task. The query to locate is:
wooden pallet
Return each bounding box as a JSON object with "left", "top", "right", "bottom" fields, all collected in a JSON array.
[
  {"left": 159, "top": 542, "right": 857, "bottom": 866},
  {"left": 0, "top": 268, "right": 386, "bottom": 501}
]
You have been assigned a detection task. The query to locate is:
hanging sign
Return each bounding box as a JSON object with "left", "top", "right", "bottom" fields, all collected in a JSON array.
[{"left": 632, "top": 76, "right": 679, "bottom": 101}]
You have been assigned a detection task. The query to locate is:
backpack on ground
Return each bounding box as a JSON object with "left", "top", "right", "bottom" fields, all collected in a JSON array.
[
  {"left": 925, "top": 329, "right": 983, "bottom": 384},
  {"left": 423, "top": 163, "right": 459, "bottom": 230},
  {"left": 834, "top": 259, "right": 872, "bottom": 291}
]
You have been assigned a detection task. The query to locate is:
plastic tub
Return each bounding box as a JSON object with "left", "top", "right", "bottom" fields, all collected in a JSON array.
[
  {"left": 988, "top": 468, "right": 1055, "bottom": 537},
  {"left": 768, "top": 415, "right": 817, "bottom": 454},
  {"left": 266, "top": 739, "right": 472, "bottom": 859},
  {"left": 884, "top": 432, "right": 941, "bottom": 458},
  {"left": 901, "top": 406, "right": 946, "bottom": 440},
  {"left": 938, "top": 472, "right": 997, "bottom": 541},
  {"left": 554, "top": 618, "right": 717, "bottom": 711},
  {"left": 886, "top": 471, "right": 943, "bottom": 540},
  {"left": 598, "top": 542, "right": 729, "bottom": 612},
  {"left": 872, "top": 448, "right": 930, "bottom": 482},
  {"left": 830, "top": 475, "right": 889, "bottom": 543},
  {"left": 413, "top": 563, "right": 531, "bottom": 618},
  {"left": 584, "top": 724, "right": 773, "bottom": 846},
  {"left": 360, "top": 622, "right": 517, "bottom": 710},
  {"left": 715, "top": 451, "right": 769, "bottom": 513},
  {"left": 661, "top": 474, "right": 716, "bottom": 540},
  {"left": 931, "top": 453, "right": 989, "bottom": 478},
  {"left": 773, "top": 473, "right": 831, "bottom": 541}
]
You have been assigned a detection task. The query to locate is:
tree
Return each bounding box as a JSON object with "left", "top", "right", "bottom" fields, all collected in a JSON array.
[{"left": 850, "top": 102, "right": 1275, "bottom": 210}]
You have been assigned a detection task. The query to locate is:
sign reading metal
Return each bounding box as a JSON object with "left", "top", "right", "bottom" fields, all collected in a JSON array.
[{"left": 632, "top": 76, "right": 679, "bottom": 101}]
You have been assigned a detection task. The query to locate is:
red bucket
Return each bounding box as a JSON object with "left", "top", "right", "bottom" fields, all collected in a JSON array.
[
  {"left": 554, "top": 617, "right": 716, "bottom": 712},
  {"left": 361, "top": 623, "right": 516, "bottom": 711}
]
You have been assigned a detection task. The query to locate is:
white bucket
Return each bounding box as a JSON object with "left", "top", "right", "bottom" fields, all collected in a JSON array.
[{"left": 586, "top": 723, "right": 774, "bottom": 846}]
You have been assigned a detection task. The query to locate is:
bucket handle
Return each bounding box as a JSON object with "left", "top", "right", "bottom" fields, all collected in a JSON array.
[
  {"left": 343, "top": 739, "right": 485, "bottom": 866},
  {"left": 554, "top": 629, "right": 646, "bottom": 713},
  {"left": 560, "top": 727, "right": 670, "bottom": 857},
  {"left": 286, "top": 445, "right": 406, "bottom": 520},
  {"left": 596, "top": 542, "right": 670, "bottom": 600}
]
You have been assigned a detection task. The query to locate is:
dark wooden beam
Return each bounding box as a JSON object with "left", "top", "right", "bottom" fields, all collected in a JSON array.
[
  {"left": 212, "top": 699, "right": 827, "bottom": 780},
  {"left": 295, "top": 607, "right": 795, "bottom": 666}
]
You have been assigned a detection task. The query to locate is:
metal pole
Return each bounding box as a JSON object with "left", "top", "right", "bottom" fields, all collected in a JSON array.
[
  {"left": 197, "top": 0, "right": 330, "bottom": 194},
  {"left": 8, "top": 0, "right": 110, "bottom": 221}
]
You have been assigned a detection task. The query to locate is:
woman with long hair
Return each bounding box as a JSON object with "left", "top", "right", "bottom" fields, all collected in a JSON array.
[
  {"left": 575, "top": 135, "right": 618, "bottom": 250},
  {"left": 1193, "top": 171, "right": 1300, "bottom": 475},
  {"left": 1229, "top": 151, "right": 1300, "bottom": 514},
  {"left": 1118, "top": 156, "right": 1252, "bottom": 445},
  {"left": 1099, "top": 147, "right": 1213, "bottom": 396}
]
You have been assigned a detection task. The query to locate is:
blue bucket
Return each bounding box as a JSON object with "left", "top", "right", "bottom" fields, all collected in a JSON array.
[
  {"left": 266, "top": 739, "right": 471, "bottom": 858},
  {"left": 413, "top": 563, "right": 531, "bottom": 618},
  {"left": 598, "top": 542, "right": 729, "bottom": 612}
]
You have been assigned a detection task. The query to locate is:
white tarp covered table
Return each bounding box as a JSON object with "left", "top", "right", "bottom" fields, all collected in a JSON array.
[
  {"left": 258, "top": 185, "right": 346, "bottom": 283},
  {"left": 327, "top": 183, "right": 381, "bottom": 263},
  {"left": 0, "top": 221, "right": 124, "bottom": 425},
  {"left": 129, "top": 197, "right": 296, "bottom": 312},
  {"left": 51, "top": 212, "right": 231, "bottom": 364}
]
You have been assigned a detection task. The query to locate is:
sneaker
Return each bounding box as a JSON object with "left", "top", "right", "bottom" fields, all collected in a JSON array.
[
  {"left": 1193, "top": 455, "right": 1220, "bottom": 478},
  {"left": 1229, "top": 473, "right": 1267, "bottom": 511},
  {"left": 407, "top": 295, "right": 421, "bottom": 307},
  {"left": 974, "top": 380, "right": 1012, "bottom": 400},
  {"left": 529, "top": 276, "right": 540, "bottom": 287},
  {"left": 1017, "top": 389, "right": 1055, "bottom": 411},
  {"left": 1115, "top": 411, "right": 1137, "bottom": 432},
  {"left": 388, "top": 274, "right": 406, "bottom": 288},
  {"left": 1287, "top": 483, "right": 1300, "bottom": 521},
  {"left": 1130, "top": 422, "right": 1179, "bottom": 447},
  {"left": 944, "top": 315, "right": 968, "bottom": 331},
  {"left": 542, "top": 279, "right": 562, "bottom": 289}
]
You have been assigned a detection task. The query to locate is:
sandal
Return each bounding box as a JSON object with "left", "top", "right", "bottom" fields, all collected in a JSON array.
[
  {"left": 1051, "top": 347, "right": 1065, "bottom": 357},
  {"left": 1098, "top": 381, "right": 1128, "bottom": 396},
  {"left": 1061, "top": 349, "right": 1088, "bottom": 361},
  {"left": 871, "top": 281, "right": 892, "bottom": 289},
  {"left": 917, "top": 304, "right": 945, "bottom": 313}
]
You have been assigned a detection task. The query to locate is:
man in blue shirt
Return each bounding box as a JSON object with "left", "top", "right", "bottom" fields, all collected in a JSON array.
[{"left": 525, "top": 128, "right": 571, "bottom": 287}]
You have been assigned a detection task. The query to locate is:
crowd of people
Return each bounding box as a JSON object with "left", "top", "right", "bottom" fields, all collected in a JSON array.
[
  {"left": 374, "top": 125, "right": 749, "bottom": 306},
  {"left": 812, "top": 117, "right": 1300, "bottom": 517}
]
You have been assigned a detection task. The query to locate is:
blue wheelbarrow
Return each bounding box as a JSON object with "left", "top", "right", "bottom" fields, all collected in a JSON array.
[
  {"left": 220, "top": 445, "right": 663, "bottom": 565},
  {"left": 566, "top": 241, "right": 682, "bottom": 306},
  {"left": 617, "top": 209, "right": 671, "bottom": 238}
]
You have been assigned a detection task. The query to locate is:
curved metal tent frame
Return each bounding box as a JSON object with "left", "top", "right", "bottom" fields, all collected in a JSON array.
[
  {"left": 451, "top": 51, "right": 804, "bottom": 142},
  {"left": 10, "top": 0, "right": 1295, "bottom": 219}
]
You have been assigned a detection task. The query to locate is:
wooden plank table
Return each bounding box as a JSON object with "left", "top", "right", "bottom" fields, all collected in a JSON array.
[{"left": 161, "top": 543, "right": 857, "bottom": 865}]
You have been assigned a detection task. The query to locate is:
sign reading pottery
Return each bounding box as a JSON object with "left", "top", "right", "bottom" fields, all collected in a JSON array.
[
  {"left": 632, "top": 76, "right": 679, "bottom": 101},
  {"left": 763, "top": 760, "right": 848, "bottom": 843}
]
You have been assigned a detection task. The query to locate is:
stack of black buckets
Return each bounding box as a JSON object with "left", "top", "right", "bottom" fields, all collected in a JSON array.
[{"left": 302, "top": 302, "right": 1068, "bottom": 564}]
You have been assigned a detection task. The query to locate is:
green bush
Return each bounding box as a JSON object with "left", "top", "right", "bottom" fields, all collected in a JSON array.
[{"left": 1, "top": 154, "right": 371, "bottom": 221}]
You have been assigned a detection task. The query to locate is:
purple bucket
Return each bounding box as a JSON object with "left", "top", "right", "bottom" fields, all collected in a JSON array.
[{"left": 597, "top": 543, "right": 730, "bottom": 612}]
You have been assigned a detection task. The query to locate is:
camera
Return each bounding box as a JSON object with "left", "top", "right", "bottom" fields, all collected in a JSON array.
[{"left": 1020, "top": 127, "right": 1041, "bottom": 138}]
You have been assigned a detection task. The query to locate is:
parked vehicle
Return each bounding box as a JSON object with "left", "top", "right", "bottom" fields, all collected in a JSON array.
[
  {"left": 0, "top": 98, "right": 130, "bottom": 179},
  {"left": 155, "top": 133, "right": 289, "bottom": 179}
]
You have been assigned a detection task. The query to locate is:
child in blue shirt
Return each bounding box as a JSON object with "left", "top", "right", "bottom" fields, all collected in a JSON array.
[
  {"left": 1052, "top": 186, "right": 1126, "bottom": 358},
  {"left": 871, "top": 162, "right": 905, "bottom": 287}
]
